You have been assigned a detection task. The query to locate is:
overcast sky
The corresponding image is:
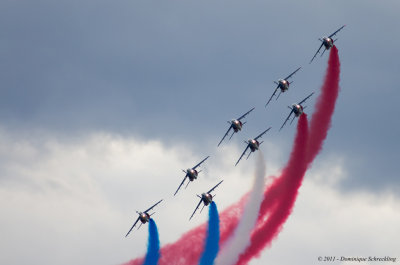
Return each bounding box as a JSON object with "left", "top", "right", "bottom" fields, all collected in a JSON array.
[{"left": 0, "top": 1, "right": 399, "bottom": 265}]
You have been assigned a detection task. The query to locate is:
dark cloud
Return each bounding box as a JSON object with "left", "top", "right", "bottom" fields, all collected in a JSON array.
[{"left": 0, "top": 0, "right": 399, "bottom": 191}]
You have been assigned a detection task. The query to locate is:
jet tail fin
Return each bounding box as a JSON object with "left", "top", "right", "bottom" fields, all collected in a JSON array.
[
  {"left": 185, "top": 181, "right": 190, "bottom": 189},
  {"left": 246, "top": 152, "right": 252, "bottom": 160},
  {"left": 200, "top": 204, "right": 205, "bottom": 214},
  {"left": 276, "top": 91, "right": 282, "bottom": 100},
  {"left": 229, "top": 131, "right": 235, "bottom": 140}
]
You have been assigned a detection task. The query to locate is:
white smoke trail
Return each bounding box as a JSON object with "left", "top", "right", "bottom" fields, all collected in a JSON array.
[{"left": 215, "top": 151, "right": 266, "bottom": 265}]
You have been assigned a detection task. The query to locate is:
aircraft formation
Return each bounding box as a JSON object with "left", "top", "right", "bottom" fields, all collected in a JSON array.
[{"left": 125, "top": 25, "right": 346, "bottom": 237}]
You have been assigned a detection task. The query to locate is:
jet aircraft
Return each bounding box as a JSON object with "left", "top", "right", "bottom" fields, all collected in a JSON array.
[
  {"left": 279, "top": 92, "right": 314, "bottom": 131},
  {"left": 217, "top": 107, "right": 255, "bottom": 147},
  {"left": 174, "top": 156, "right": 210, "bottom": 196},
  {"left": 125, "top": 199, "right": 163, "bottom": 237},
  {"left": 265, "top": 67, "right": 301, "bottom": 106},
  {"left": 235, "top": 127, "right": 271, "bottom": 166},
  {"left": 189, "top": 180, "right": 224, "bottom": 220},
  {"left": 310, "top": 25, "right": 346, "bottom": 63}
]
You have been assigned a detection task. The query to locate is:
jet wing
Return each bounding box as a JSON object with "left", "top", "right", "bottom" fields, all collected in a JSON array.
[
  {"left": 254, "top": 127, "right": 272, "bottom": 141},
  {"left": 284, "top": 67, "right": 301, "bottom": 80},
  {"left": 280, "top": 109, "right": 294, "bottom": 131},
  {"left": 328, "top": 25, "right": 346, "bottom": 38},
  {"left": 237, "top": 107, "right": 255, "bottom": 121},
  {"left": 235, "top": 145, "right": 250, "bottom": 166},
  {"left": 144, "top": 199, "right": 163, "bottom": 213},
  {"left": 265, "top": 86, "right": 279, "bottom": 107},
  {"left": 310, "top": 43, "right": 324, "bottom": 64},
  {"left": 192, "top": 156, "right": 210, "bottom": 170},
  {"left": 207, "top": 180, "right": 224, "bottom": 194},
  {"left": 298, "top": 92, "right": 314, "bottom": 105},
  {"left": 189, "top": 197, "right": 203, "bottom": 220},
  {"left": 217, "top": 125, "right": 233, "bottom": 147},
  {"left": 125, "top": 217, "right": 140, "bottom": 237},
  {"left": 174, "top": 174, "right": 188, "bottom": 196}
]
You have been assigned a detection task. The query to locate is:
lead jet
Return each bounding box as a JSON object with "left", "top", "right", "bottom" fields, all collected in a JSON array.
[
  {"left": 189, "top": 180, "right": 223, "bottom": 220},
  {"left": 125, "top": 199, "right": 163, "bottom": 237},
  {"left": 217, "top": 107, "right": 255, "bottom": 147},
  {"left": 174, "top": 156, "right": 210, "bottom": 196},
  {"left": 235, "top": 127, "right": 271, "bottom": 166},
  {"left": 265, "top": 67, "right": 301, "bottom": 107},
  {"left": 310, "top": 25, "right": 346, "bottom": 63},
  {"left": 279, "top": 92, "right": 314, "bottom": 131}
]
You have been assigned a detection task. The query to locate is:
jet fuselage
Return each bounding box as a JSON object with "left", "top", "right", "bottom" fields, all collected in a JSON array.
[
  {"left": 322, "top": 37, "right": 334, "bottom": 49},
  {"left": 201, "top": 193, "right": 213, "bottom": 206},
  {"left": 187, "top": 169, "right": 198, "bottom": 181},
  {"left": 292, "top": 104, "right": 304, "bottom": 117},
  {"left": 139, "top": 212, "right": 150, "bottom": 224},
  {"left": 248, "top": 139, "right": 260, "bottom": 152},
  {"left": 278, "top": 79, "right": 290, "bottom": 92},
  {"left": 231, "top": 119, "right": 243, "bottom": 132}
]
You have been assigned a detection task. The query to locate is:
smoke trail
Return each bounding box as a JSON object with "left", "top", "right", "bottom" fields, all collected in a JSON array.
[
  {"left": 199, "top": 201, "right": 220, "bottom": 265},
  {"left": 235, "top": 46, "right": 341, "bottom": 264},
  {"left": 306, "top": 45, "right": 341, "bottom": 165},
  {"left": 143, "top": 219, "right": 161, "bottom": 265},
  {"left": 123, "top": 47, "right": 341, "bottom": 265},
  {"left": 215, "top": 152, "right": 266, "bottom": 265},
  {"left": 236, "top": 114, "right": 309, "bottom": 265}
]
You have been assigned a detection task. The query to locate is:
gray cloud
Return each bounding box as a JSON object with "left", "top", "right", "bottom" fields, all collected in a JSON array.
[{"left": 1, "top": 0, "right": 397, "bottom": 137}]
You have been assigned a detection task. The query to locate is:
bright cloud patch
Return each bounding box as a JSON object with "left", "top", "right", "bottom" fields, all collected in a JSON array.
[
  {"left": 249, "top": 162, "right": 400, "bottom": 265},
  {"left": 0, "top": 131, "right": 398, "bottom": 265}
]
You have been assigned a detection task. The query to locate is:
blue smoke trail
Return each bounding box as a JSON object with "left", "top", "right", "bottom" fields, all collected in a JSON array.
[
  {"left": 143, "top": 219, "right": 160, "bottom": 265},
  {"left": 199, "top": 201, "right": 220, "bottom": 265}
]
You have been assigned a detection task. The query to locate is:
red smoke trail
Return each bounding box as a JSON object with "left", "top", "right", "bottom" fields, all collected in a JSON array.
[
  {"left": 235, "top": 114, "right": 309, "bottom": 265},
  {"left": 235, "top": 46, "right": 341, "bottom": 264},
  {"left": 306, "top": 45, "right": 341, "bottom": 165},
  {"left": 123, "top": 46, "right": 341, "bottom": 265}
]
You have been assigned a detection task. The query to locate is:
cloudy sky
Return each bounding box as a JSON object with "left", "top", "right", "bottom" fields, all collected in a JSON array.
[{"left": 0, "top": 0, "right": 399, "bottom": 265}]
